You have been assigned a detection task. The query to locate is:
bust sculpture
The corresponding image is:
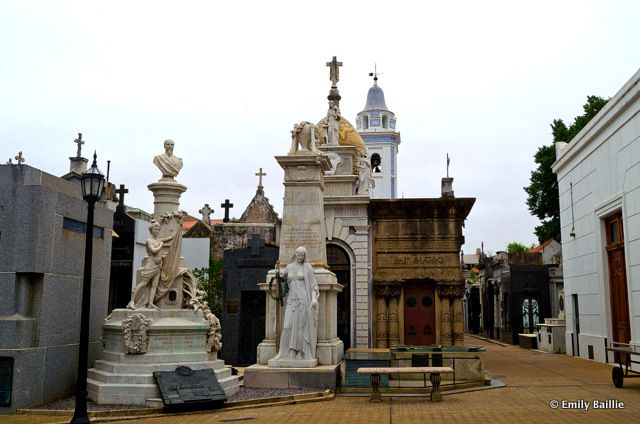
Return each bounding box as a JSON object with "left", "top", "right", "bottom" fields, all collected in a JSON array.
[{"left": 153, "top": 139, "right": 183, "bottom": 179}]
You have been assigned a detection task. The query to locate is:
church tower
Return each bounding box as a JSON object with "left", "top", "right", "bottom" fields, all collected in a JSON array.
[{"left": 356, "top": 72, "right": 401, "bottom": 199}]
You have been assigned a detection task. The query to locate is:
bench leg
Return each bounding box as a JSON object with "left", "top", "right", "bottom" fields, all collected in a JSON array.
[
  {"left": 369, "top": 373, "right": 382, "bottom": 402},
  {"left": 430, "top": 372, "right": 443, "bottom": 402}
]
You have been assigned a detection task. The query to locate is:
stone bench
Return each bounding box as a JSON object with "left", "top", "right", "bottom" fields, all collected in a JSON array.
[{"left": 357, "top": 366, "right": 454, "bottom": 402}]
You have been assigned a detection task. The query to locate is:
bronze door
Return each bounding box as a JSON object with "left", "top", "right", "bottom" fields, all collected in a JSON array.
[{"left": 403, "top": 283, "right": 436, "bottom": 346}]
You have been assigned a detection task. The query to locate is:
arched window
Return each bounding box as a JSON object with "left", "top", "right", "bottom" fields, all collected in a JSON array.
[
  {"left": 382, "top": 114, "right": 388, "bottom": 129},
  {"left": 362, "top": 115, "right": 369, "bottom": 130},
  {"left": 371, "top": 153, "right": 382, "bottom": 173}
]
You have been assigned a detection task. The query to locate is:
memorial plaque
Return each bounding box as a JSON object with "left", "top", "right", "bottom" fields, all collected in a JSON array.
[
  {"left": 226, "top": 298, "right": 240, "bottom": 315},
  {"left": 153, "top": 366, "right": 226, "bottom": 411},
  {"left": 0, "top": 357, "right": 14, "bottom": 407}
]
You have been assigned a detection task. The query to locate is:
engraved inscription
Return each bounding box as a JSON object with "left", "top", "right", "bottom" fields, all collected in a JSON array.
[
  {"left": 378, "top": 254, "right": 458, "bottom": 268},
  {"left": 148, "top": 334, "right": 203, "bottom": 352},
  {"left": 281, "top": 227, "right": 320, "bottom": 249},
  {"left": 377, "top": 240, "right": 458, "bottom": 251}
]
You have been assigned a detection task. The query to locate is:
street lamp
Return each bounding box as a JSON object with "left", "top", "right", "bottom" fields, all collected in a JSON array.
[{"left": 71, "top": 152, "right": 105, "bottom": 424}]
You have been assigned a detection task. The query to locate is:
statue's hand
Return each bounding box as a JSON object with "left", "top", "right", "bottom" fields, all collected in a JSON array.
[{"left": 310, "top": 299, "right": 318, "bottom": 310}]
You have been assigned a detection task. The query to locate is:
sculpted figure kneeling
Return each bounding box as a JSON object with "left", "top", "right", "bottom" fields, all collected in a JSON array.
[
  {"left": 273, "top": 246, "right": 319, "bottom": 361},
  {"left": 289, "top": 122, "right": 320, "bottom": 155}
]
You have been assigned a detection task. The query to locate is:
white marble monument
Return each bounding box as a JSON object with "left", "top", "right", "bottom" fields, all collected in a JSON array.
[
  {"left": 88, "top": 141, "right": 239, "bottom": 407},
  {"left": 244, "top": 122, "right": 343, "bottom": 390}
]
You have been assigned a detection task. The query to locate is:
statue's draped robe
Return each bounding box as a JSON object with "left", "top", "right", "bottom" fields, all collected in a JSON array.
[
  {"left": 153, "top": 154, "right": 183, "bottom": 178},
  {"left": 275, "top": 261, "right": 319, "bottom": 360}
]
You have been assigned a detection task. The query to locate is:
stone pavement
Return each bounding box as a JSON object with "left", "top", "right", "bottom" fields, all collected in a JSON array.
[{"left": 7, "top": 335, "right": 640, "bottom": 423}]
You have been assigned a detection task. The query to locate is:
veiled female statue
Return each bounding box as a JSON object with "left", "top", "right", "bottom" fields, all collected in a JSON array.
[{"left": 273, "top": 246, "right": 319, "bottom": 361}]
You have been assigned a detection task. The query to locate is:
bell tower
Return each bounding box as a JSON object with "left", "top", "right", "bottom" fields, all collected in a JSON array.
[{"left": 356, "top": 68, "right": 401, "bottom": 199}]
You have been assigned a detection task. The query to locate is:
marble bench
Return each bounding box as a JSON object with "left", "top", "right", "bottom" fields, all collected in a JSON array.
[{"left": 357, "top": 366, "right": 454, "bottom": 402}]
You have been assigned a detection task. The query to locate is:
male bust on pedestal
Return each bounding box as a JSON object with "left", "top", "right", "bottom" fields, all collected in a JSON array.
[{"left": 153, "top": 139, "right": 183, "bottom": 179}]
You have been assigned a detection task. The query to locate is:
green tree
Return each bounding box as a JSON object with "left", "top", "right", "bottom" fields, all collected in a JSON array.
[
  {"left": 507, "top": 242, "right": 533, "bottom": 253},
  {"left": 193, "top": 258, "right": 224, "bottom": 318},
  {"left": 525, "top": 96, "right": 608, "bottom": 243}
]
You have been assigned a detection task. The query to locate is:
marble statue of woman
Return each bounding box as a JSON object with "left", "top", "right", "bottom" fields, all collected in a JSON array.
[
  {"left": 153, "top": 139, "right": 183, "bottom": 179},
  {"left": 356, "top": 152, "right": 373, "bottom": 194},
  {"left": 273, "top": 246, "right": 319, "bottom": 361},
  {"left": 127, "top": 220, "right": 174, "bottom": 309},
  {"left": 326, "top": 101, "right": 341, "bottom": 145}
]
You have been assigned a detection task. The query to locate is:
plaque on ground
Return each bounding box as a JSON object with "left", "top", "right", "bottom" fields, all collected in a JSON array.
[{"left": 153, "top": 366, "right": 226, "bottom": 410}]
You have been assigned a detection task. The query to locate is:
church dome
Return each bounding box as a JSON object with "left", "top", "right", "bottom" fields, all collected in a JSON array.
[
  {"left": 363, "top": 85, "right": 388, "bottom": 111},
  {"left": 316, "top": 116, "right": 366, "bottom": 154}
]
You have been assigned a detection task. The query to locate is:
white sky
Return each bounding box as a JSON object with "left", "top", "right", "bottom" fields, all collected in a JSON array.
[{"left": 2, "top": 0, "right": 639, "bottom": 254}]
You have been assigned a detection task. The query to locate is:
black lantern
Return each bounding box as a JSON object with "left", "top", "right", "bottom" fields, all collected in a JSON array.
[
  {"left": 71, "top": 151, "right": 104, "bottom": 424},
  {"left": 81, "top": 152, "right": 105, "bottom": 203}
]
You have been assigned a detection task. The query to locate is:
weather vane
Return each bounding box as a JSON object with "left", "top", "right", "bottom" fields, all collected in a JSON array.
[{"left": 368, "top": 63, "right": 383, "bottom": 83}]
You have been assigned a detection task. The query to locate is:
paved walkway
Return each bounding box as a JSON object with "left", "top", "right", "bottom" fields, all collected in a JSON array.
[{"left": 6, "top": 335, "right": 640, "bottom": 423}]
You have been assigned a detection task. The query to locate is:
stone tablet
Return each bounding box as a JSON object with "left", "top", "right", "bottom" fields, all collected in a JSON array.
[{"left": 153, "top": 366, "right": 226, "bottom": 410}]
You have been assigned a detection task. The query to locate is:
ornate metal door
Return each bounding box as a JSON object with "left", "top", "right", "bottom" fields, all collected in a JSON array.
[{"left": 403, "top": 283, "right": 436, "bottom": 345}]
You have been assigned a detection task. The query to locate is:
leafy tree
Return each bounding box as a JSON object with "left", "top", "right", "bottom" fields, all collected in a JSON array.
[
  {"left": 525, "top": 96, "right": 608, "bottom": 243},
  {"left": 507, "top": 242, "right": 533, "bottom": 253},
  {"left": 193, "top": 258, "right": 224, "bottom": 318}
]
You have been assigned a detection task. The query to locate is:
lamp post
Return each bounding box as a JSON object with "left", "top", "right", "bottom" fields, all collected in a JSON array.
[{"left": 71, "top": 152, "right": 105, "bottom": 424}]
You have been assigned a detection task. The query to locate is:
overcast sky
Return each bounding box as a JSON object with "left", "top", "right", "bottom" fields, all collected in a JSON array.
[{"left": 2, "top": 1, "right": 639, "bottom": 254}]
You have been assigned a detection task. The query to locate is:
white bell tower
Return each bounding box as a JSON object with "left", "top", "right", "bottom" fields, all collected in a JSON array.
[{"left": 356, "top": 70, "right": 401, "bottom": 199}]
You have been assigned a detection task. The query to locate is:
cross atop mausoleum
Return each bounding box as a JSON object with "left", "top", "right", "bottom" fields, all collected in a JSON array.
[
  {"left": 326, "top": 56, "right": 342, "bottom": 87},
  {"left": 248, "top": 233, "right": 265, "bottom": 256},
  {"left": 14, "top": 151, "right": 25, "bottom": 165},
  {"left": 199, "top": 203, "right": 213, "bottom": 226},
  {"left": 255, "top": 167, "right": 266, "bottom": 192},
  {"left": 221, "top": 199, "right": 234, "bottom": 223},
  {"left": 74, "top": 133, "right": 84, "bottom": 158},
  {"left": 115, "top": 184, "right": 128, "bottom": 207}
]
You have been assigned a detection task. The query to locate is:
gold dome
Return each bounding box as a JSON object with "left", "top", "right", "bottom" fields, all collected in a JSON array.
[{"left": 316, "top": 116, "right": 366, "bottom": 155}]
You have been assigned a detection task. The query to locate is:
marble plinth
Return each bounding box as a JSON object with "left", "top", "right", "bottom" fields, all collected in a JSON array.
[
  {"left": 88, "top": 308, "right": 239, "bottom": 406},
  {"left": 268, "top": 358, "right": 318, "bottom": 368},
  {"left": 244, "top": 364, "right": 340, "bottom": 391}
]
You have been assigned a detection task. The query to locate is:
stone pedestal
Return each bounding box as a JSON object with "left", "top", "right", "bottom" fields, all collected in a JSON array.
[
  {"left": 251, "top": 150, "right": 344, "bottom": 389},
  {"left": 89, "top": 309, "right": 239, "bottom": 406},
  {"left": 147, "top": 179, "right": 186, "bottom": 237}
]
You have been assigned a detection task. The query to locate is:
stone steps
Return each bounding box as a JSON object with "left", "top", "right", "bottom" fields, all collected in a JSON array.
[{"left": 92, "top": 358, "right": 226, "bottom": 374}]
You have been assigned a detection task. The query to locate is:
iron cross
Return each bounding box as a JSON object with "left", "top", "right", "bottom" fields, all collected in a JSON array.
[
  {"left": 115, "top": 184, "right": 128, "bottom": 206},
  {"left": 220, "top": 199, "right": 234, "bottom": 223}
]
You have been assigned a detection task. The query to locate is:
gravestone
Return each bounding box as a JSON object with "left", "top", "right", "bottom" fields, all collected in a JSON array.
[
  {"left": 153, "top": 366, "right": 226, "bottom": 411},
  {"left": 222, "top": 234, "right": 277, "bottom": 365}
]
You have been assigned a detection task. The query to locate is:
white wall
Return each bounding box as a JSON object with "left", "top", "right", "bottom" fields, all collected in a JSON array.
[
  {"left": 553, "top": 67, "right": 640, "bottom": 364},
  {"left": 182, "top": 238, "right": 210, "bottom": 270}
]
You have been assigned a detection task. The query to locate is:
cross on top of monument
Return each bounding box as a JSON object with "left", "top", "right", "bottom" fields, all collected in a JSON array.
[
  {"left": 326, "top": 56, "right": 342, "bottom": 87},
  {"left": 255, "top": 167, "right": 266, "bottom": 188},
  {"left": 199, "top": 203, "right": 213, "bottom": 225},
  {"left": 248, "top": 233, "right": 265, "bottom": 256},
  {"left": 14, "top": 151, "right": 25, "bottom": 165},
  {"left": 220, "top": 199, "right": 234, "bottom": 223},
  {"left": 115, "top": 184, "right": 128, "bottom": 207},
  {"left": 368, "top": 63, "right": 383, "bottom": 85},
  {"left": 74, "top": 133, "right": 84, "bottom": 158},
  {"left": 446, "top": 153, "right": 450, "bottom": 178}
]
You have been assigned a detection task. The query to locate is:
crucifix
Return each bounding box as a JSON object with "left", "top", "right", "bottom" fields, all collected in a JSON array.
[
  {"left": 326, "top": 56, "right": 342, "bottom": 87},
  {"left": 255, "top": 167, "right": 267, "bottom": 188},
  {"left": 199, "top": 203, "right": 213, "bottom": 226},
  {"left": 220, "top": 199, "right": 234, "bottom": 223},
  {"left": 14, "top": 151, "right": 25, "bottom": 165},
  {"left": 115, "top": 184, "right": 128, "bottom": 207},
  {"left": 74, "top": 133, "right": 84, "bottom": 158}
]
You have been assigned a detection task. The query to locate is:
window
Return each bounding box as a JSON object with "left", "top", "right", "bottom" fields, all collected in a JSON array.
[
  {"left": 371, "top": 153, "right": 382, "bottom": 173},
  {"left": 362, "top": 115, "right": 369, "bottom": 130},
  {"left": 382, "top": 115, "right": 388, "bottom": 128}
]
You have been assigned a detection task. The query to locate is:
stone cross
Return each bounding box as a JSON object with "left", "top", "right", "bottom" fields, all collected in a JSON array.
[
  {"left": 74, "top": 133, "right": 84, "bottom": 158},
  {"left": 220, "top": 199, "right": 234, "bottom": 223},
  {"left": 255, "top": 167, "right": 266, "bottom": 188},
  {"left": 248, "top": 233, "right": 265, "bottom": 256},
  {"left": 199, "top": 203, "right": 213, "bottom": 226},
  {"left": 115, "top": 184, "right": 128, "bottom": 206},
  {"left": 14, "top": 151, "right": 25, "bottom": 165},
  {"left": 326, "top": 56, "right": 342, "bottom": 87}
]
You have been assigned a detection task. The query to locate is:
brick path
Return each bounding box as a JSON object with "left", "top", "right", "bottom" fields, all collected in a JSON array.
[{"left": 7, "top": 335, "right": 640, "bottom": 423}]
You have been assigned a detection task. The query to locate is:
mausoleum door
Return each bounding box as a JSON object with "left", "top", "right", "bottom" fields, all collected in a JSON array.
[
  {"left": 606, "top": 213, "right": 630, "bottom": 344},
  {"left": 327, "top": 244, "right": 351, "bottom": 350},
  {"left": 239, "top": 290, "right": 266, "bottom": 365},
  {"left": 403, "top": 283, "right": 436, "bottom": 346}
]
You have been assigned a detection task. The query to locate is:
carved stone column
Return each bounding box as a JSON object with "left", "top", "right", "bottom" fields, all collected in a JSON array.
[
  {"left": 374, "top": 283, "right": 401, "bottom": 348},
  {"left": 438, "top": 284, "right": 465, "bottom": 346}
]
